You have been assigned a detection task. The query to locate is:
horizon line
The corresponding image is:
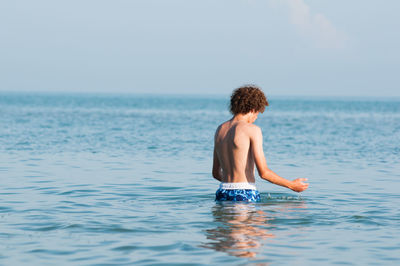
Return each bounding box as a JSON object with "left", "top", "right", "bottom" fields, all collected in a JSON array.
[{"left": 1, "top": 89, "right": 399, "bottom": 100}]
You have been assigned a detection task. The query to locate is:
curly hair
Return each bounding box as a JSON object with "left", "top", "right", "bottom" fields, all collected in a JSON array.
[{"left": 230, "top": 85, "right": 269, "bottom": 115}]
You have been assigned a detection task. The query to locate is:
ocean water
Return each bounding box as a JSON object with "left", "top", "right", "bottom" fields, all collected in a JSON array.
[{"left": 0, "top": 92, "right": 399, "bottom": 265}]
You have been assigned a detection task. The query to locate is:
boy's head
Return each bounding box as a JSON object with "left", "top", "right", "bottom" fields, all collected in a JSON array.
[{"left": 230, "top": 85, "right": 269, "bottom": 115}]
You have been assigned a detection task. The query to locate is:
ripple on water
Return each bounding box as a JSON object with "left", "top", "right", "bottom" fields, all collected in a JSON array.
[
  {"left": 19, "top": 223, "right": 64, "bottom": 232},
  {"left": 29, "top": 249, "right": 78, "bottom": 256},
  {"left": 347, "top": 215, "right": 387, "bottom": 226}
]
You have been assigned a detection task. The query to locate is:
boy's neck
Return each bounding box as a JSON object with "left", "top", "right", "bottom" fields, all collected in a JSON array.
[{"left": 232, "top": 113, "right": 254, "bottom": 124}]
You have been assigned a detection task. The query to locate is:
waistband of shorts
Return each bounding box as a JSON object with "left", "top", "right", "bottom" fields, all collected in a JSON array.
[{"left": 219, "top": 182, "right": 257, "bottom": 190}]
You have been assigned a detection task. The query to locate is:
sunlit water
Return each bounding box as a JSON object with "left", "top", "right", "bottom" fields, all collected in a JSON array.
[{"left": 1, "top": 93, "right": 399, "bottom": 265}]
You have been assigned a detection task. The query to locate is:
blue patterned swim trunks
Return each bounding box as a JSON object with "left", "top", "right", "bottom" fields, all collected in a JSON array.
[{"left": 215, "top": 182, "right": 260, "bottom": 202}]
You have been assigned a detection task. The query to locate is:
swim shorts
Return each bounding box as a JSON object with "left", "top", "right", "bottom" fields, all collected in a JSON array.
[{"left": 215, "top": 182, "right": 260, "bottom": 202}]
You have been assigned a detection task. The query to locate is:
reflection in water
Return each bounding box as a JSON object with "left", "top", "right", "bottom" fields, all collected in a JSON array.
[
  {"left": 202, "top": 203, "right": 274, "bottom": 258},
  {"left": 202, "top": 196, "right": 307, "bottom": 259}
]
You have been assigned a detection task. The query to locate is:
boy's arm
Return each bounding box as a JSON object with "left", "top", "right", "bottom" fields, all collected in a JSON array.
[
  {"left": 212, "top": 146, "right": 222, "bottom": 181},
  {"left": 251, "top": 126, "right": 308, "bottom": 192}
]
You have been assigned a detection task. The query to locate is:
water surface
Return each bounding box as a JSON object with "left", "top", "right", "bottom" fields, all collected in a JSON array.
[{"left": 1, "top": 93, "right": 399, "bottom": 265}]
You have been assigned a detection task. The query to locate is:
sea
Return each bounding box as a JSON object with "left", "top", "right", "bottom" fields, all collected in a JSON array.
[{"left": 0, "top": 92, "right": 399, "bottom": 265}]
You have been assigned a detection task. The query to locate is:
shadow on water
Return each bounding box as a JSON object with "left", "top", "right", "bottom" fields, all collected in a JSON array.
[{"left": 201, "top": 194, "right": 307, "bottom": 260}]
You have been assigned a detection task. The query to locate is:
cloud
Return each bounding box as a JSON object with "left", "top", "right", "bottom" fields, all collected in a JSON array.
[{"left": 283, "top": 0, "right": 347, "bottom": 48}]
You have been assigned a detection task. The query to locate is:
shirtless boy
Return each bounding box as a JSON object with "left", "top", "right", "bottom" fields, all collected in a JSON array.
[{"left": 212, "top": 85, "right": 309, "bottom": 202}]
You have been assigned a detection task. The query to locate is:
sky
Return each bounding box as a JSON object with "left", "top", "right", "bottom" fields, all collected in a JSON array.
[{"left": 0, "top": 0, "right": 399, "bottom": 96}]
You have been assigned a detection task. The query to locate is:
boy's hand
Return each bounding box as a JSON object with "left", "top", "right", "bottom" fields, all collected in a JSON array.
[{"left": 290, "top": 178, "right": 309, "bottom": 192}]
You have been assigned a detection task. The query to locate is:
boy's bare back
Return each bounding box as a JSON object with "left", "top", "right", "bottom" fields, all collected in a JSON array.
[{"left": 214, "top": 119, "right": 259, "bottom": 183}]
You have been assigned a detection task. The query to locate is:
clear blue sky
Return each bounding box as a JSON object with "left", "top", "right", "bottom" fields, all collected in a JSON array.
[{"left": 1, "top": 0, "right": 399, "bottom": 96}]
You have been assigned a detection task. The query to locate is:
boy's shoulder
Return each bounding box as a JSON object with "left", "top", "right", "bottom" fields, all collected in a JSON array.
[
  {"left": 246, "top": 123, "right": 262, "bottom": 136},
  {"left": 238, "top": 121, "right": 260, "bottom": 130},
  {"left": 234, "top": 122, "right": 262, "bottom": 138}
]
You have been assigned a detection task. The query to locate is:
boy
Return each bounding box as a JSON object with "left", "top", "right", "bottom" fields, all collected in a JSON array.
[{"left": 212, "top": 85, "right": 309, "bottom": 202}]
